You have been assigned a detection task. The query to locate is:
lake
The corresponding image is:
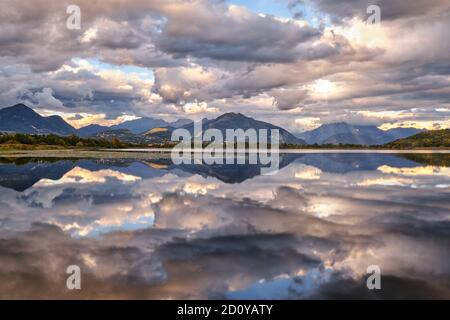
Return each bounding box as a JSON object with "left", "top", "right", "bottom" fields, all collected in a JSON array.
[{"left": 0, "top": 152, "right": 449, "bottom": 299}]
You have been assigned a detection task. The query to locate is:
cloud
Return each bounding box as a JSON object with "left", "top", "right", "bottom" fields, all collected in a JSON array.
[
  {"left": 320, "top": 110, "right": 386, "bottom": 126},
  {"left": 0, "top": 0, "right": 449, "bottom": 129},
  {"left": 152, "top": 65, "right": 221, "bottom": 104},
  {"left": 156, "top": 2, "right": 322, "bottom": 63},
  {"left": 23, "top": 87, "right": 65, "bottom": 109},
  {"left": 271, "top": 88, "right": 309, "bottom": 110}
]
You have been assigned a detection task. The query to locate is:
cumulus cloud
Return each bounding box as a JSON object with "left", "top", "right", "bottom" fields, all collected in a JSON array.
[
  {"left": 271, "top": 88, "right": 309, "bottom": 110},
  {"left": 152, "top": 65, "right": 221, "bottom": 104},
  {"left": 27, "top": 87, "right": 65, "bottom": 109}
]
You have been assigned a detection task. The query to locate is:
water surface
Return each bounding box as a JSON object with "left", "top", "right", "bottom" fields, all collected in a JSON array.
[{"left": 0, "top": 153, "right": 449, "bottom": 299}]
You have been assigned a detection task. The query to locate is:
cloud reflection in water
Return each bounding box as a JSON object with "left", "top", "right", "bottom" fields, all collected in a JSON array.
[{"left": 0, "top": 153, "right": 449, "bottom": 299}]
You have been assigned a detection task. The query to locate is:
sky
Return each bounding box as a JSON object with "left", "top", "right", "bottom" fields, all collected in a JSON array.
[{"left": 0, "top": 0, "right": 449, "bottom": 132}]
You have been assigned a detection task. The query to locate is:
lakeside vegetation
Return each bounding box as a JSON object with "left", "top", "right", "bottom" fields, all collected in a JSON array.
[
  {"left": 385, "top": 129, "right": 450, "bottom": 149},
  {"left": 0, "top": 133, "right": 146, "bottom": 150}
]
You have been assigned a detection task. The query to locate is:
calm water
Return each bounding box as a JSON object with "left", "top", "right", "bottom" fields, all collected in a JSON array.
[{"left": 0, "top": 153, "right": 449, "bottom": 299}]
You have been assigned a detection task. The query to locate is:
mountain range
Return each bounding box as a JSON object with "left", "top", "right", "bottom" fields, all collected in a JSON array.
[
  {"left": 92, "top": 113, "right": 306, "bottom": 145},
  {"left": 297, "top": 122, "right": 424, "bottom": 145},
  {"left": 0, "top": 104, "right": 425, "bottom": 146},
  {"left": 0, "top": 104, "right": 192, "bottom": 138}
]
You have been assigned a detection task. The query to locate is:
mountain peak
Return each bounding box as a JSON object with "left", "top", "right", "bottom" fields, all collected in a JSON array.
[
  {"left": 0, "top": 103, "right": 76, "bottom": 135},
  {"left": 11, "top": 103, "right": 30, "bottom": 109},
  {"left": 322, "top": 122, "right": 355, "bottom": 128},
  {"left": 3, "top": 103, "right": 35, "bottom": 113},
  {"left": 216, "top": 112, "right": 249, "bottom": 120}
]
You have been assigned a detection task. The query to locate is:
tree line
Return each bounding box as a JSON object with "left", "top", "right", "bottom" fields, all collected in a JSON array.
[{"left": 0, "top": 133, "right": 134, "bottom": 148}]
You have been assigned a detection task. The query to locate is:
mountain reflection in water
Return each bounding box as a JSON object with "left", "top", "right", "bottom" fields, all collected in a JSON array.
[{"left": 0, "top": 153, "right": 449, "bottom": 299}]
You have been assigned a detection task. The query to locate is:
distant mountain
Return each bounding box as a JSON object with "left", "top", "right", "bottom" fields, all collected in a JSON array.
[
  {"left": 385, "top": 129, "right": 450, "bottom": 148},
  {"left": 183, "top": 113, "right": 306, "bottom": 145},
  {"left": 170, "top": 119, "right": 193, "bottom": 128},
  {"left": 0, "top": 104, "right": 77, "bottom": 135},
  {"left": 78, "top": 117, "right": 193, "bottom": 137},
  {"left": 111, "top": 118, "right": 169, "bottom": 134},
  {"left": 77, "top": 124, "right": 110, "bottom": 137},
  {"left": 298, "top": 122, "right": 423, "bottom": 145},
  {"left": 110, "top": 117, "right": 192, "bottom": 134},
  {"left": 322, "top": 132, "right": 383, "bottom": 145}
]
